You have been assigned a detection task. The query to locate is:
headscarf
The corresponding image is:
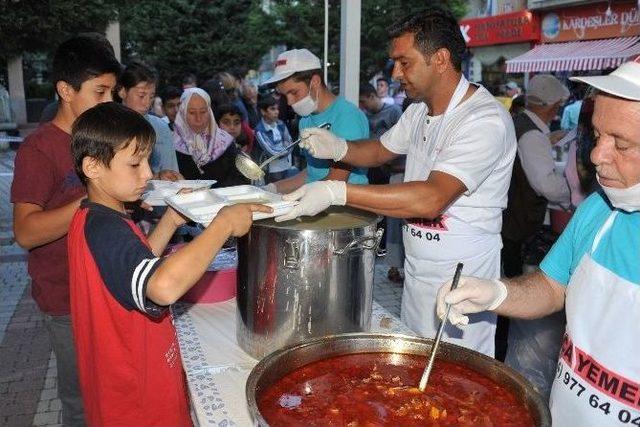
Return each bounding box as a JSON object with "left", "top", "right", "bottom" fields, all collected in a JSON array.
[{"left": 174, "top": 87, "right": 234, "bottom": 169}]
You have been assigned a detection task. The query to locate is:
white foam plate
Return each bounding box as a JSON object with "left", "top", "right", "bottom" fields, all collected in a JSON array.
[
  {"left": 142, "top": 180, "right": 217, "bottom": 206},
  {"left": 165, "top": 185, "right": 296, "bottom": 226}
]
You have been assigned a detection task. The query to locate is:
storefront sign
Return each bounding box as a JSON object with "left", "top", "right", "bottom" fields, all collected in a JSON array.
[
  {"left": 541, "top": 2, "right": 640, "bottom": 42},
  {"left": 460, "top": 10, "right": 540, "bottom": 47}
]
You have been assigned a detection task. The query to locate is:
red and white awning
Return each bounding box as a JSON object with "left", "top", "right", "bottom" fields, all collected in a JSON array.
[{"left": 506, "top": 37, "right": 640, "bottom": 73}]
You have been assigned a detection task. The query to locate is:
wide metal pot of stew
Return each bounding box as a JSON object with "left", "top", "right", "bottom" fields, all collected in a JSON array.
[{"left": 246, "top": 333, "right": 551, "bottom": 426}]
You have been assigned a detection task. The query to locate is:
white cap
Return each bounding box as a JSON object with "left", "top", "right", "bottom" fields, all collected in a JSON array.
[
  {"left": 526, "top": 74, "right": 569, "bottom": 106},
  {"left": 506, "top": 81, "right": 519, "bottom": 90},
  {"left": 570, "top": 59, "right": 640, "bottom": 101},
  {"left": 263, "top": 49, "right": 322, "bottom": 86}
]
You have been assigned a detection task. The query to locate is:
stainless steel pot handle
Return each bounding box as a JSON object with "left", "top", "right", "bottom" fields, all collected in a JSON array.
[
  {"left": 283, "top": 238, "right": 301, "bottom": 269},
  {"left": 333, "top": 228, "right": 384, "bottom": 255}
]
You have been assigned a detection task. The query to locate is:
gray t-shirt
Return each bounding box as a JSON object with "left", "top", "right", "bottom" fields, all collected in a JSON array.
[{"left": 366, "top": 103, "right": 402, "bottom": 139}]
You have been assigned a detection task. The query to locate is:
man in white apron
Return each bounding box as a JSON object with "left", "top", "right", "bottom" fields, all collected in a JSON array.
[
  {"left": 274, "top": 7, "right": 516, "bottom": 356},
  {"left": 436, "top": 59, "right": 640, "bottom": 426}
]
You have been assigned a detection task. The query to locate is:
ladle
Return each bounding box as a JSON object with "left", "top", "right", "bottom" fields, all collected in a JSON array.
[
  {"left": 235, "top": 123, "right": 331, "bottom": 181},
  {"left": 418, "top": 262, "right": 464, "bottom": 392}
]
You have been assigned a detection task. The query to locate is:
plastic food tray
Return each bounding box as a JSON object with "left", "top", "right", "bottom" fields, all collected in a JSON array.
[
  {"left": 165, "top": 185, "right": 296, "bottom": 226},
  {"left": 142, "top": 180, "right": 217, "bottom": 206}
]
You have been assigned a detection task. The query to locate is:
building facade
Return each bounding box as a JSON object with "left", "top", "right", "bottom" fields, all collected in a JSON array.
[{"left": 507, "top": 1, "right": 640, "bottom": 75}]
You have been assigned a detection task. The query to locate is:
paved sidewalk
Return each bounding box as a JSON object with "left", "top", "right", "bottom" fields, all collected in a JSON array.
[
  {"left": 0, "top": 147, "right": 64, "bottom": 427},
  {"left": 0, "top": 147, "right": 59, "bottom": 427},
  {"left": 0, "top": 145, "right": 404, "bottom": 426}
]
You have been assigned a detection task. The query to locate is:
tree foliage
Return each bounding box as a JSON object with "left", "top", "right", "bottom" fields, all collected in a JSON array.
[
  {"left": 119, "top": 0, "right": 270, "bottom": 86},
  {"left": 0, "top": 0, "right": 122, "bottom": 62},
  {"left": 246, "top": 0, "right": 341, "bottom": 83},
  {"left": 105, "top": 0, "right": 468, "bottom": 86},
  {"left": 1, "top": 0, "right": 468, "bottom": 86},
  {"left": 359, "top": 0, "right": 468, "bottom": 79},
  {"left": 247, "top": 0, "right": 468, "bottom": 84}
]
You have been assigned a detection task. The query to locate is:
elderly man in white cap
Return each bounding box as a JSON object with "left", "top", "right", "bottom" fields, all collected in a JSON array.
[
  {"left": 502, "top": 74, "right": 571, "bottom": 278},
  {"left": 437, "top": 59, "right": 640, "bottom": 426},
  {"left": 262, "top": 48, "right": 369, "bottom": 194},
  {"left": 505, "top": 81, "right": 521, "bottom": 98}
]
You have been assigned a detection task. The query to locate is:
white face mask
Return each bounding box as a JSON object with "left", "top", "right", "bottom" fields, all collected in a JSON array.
[
  {"left": 291, "top": 84, "right": 318, "bottom": 117},
  {"left": 597, "top": 176, "right": 640, "bottom": 213}
]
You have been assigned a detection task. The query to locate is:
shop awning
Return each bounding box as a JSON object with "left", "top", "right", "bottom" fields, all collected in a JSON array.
[{"left": 506, "top": 37, "right": 640, "bottom": 73}]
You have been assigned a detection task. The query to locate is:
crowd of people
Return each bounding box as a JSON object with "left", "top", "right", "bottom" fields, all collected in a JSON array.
[{"left": 9, "top": 5, "right": 639, "bottom": 427}]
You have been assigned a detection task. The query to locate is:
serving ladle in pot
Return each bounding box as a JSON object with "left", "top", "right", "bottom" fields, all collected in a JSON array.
[
  {"left": 418, "top": 262, "right": 464, "bottom": 392},
  {"left": 235, "top": 122, "right": 331, "bottom": 181}
]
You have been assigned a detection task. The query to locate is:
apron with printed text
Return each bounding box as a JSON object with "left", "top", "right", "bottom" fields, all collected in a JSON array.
[
  {"left": 549, "top": 211, "right": 640, "bottom": 426},
  {"left": 401, "top": 76, "right": 499, "bottom": 356}
]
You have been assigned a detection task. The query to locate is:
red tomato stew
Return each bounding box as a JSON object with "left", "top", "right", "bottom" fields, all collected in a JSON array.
[{"left": 258, "top": 352, "right": 535, "bottom": 426}]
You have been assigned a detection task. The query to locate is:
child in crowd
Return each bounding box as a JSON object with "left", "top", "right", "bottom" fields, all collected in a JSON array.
[
  {"left": 118, "top": 61, "right": 182, "bottom": 181},
  {"left": 11, "top": 35, "right": 121, "bottom": 426},
  {"left": 215, "top": 103, "right": 257, "bottom": 159},
  {"left": 68, "top": 102, "right": 271, "bottom": 426},
  {"left": 216, "top": 103, "right": 243, "bottom": 140},
  {"left": 160, "top": 85, "right": 182, "bottom": 131},
  {"left": 254, "top": 95, "right": 296, "bottom": 183}
]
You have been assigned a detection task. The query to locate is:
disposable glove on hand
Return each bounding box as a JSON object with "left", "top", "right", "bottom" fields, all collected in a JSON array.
[
  {"left": 436, "top": 276, "right": 508, "bottom": 327},
  {"left": 299, "top": 127, "right": 348, "bottom": 161},
  {"left": 274, "top": 181, "right": 346, "bottom": 222}
]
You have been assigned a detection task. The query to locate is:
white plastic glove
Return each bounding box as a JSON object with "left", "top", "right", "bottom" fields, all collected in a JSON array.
[
  {"left": 299, "top": 127, "right": 348, "bottom": 161},
  {"left": 261, "top": 183, "right": 278, "bottom": 194},
  {"left": 274, "top": 181, "right": 347, "bottom": 222},
  {"left": 436, "top": 276, "right": 508, "bottom": 327}
]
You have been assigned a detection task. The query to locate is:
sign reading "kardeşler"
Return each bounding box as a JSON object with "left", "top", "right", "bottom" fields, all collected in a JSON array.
[
  {"left": 541, "top": 2, "right": 640, "bottom": 42},
  {"left": 459, "top": 10, "right": 540, "bottom": 47}
]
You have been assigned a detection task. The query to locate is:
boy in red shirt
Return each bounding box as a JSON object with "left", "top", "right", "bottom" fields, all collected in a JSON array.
[
  {"left": 68, "top": 102, "right": 271, "bottom": 426},
  {"left": 11, "top": 35, "right": 120, "bottom": 426}
]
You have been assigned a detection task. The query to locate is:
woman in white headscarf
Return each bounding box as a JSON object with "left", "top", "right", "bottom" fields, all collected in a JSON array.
[{"left": 174, "top": 87, "right": 248, "bottom": 187}]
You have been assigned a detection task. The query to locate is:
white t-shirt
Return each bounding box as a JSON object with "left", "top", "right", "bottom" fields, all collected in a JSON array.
[
  {"left": 380, "top": 86, "right": 516, "bottom": 235},
  {"left": 381, "top": 96, "right": 395, "bottom": 106}
]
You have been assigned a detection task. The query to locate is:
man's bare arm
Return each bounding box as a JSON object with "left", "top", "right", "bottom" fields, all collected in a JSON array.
[
  {"left": 273, "top": 169, "right": 307, "bottom": 194},
  {"left": 323, "top": 162, "right": 353, "bottom": 182},
  {"left": 340, "top": 138, "right": 399, "bottom": 168},
  {"left": 497, "top": 270, "right": 566, "bottom": 319},
  {"left": 346, "top": 171, "right": 466, "bottom": 219}
]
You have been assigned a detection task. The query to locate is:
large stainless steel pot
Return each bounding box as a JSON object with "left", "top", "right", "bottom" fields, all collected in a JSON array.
[
  {"left": 246, "top": 333, "right": 551, "bottom": 426},
  {"left": 236, "top": 207, "right": 382, "bottom": 358}
]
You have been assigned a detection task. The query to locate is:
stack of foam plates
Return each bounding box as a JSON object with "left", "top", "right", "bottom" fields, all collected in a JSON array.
[
  {"left": 142, "top": 180, "right": 217, "bottom": 206},
  {"left": 165, "top": 185, "right": 297, "bottom": 225}
]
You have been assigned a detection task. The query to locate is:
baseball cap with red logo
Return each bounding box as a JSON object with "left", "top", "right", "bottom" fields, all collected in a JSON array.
[
  {"left": 570, "top": 58, "right": 640, "bottom": 101},
  {"left": 263, "top": 49, "right": 322, "bottom": 86}
]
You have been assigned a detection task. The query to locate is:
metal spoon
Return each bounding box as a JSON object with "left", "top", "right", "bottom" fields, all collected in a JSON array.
[
  {"left": 235, "top": 123, "right": 331, "bottom": 181},
  {"left": 418, "top": 262, "right": 464, "bottom": 392}
]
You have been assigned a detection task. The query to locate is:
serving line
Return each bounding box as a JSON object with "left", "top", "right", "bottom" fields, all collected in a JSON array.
[{"left": 173, "top": 299, "right": 414, "bottom": 426}]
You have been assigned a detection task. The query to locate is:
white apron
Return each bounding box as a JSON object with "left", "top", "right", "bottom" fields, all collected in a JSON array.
[
  {"left": 401, "top": 76, "right": 500, "bottom": 356},
  {"left": 549, "top": 211, "right": 640, "bottom": 426}
]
